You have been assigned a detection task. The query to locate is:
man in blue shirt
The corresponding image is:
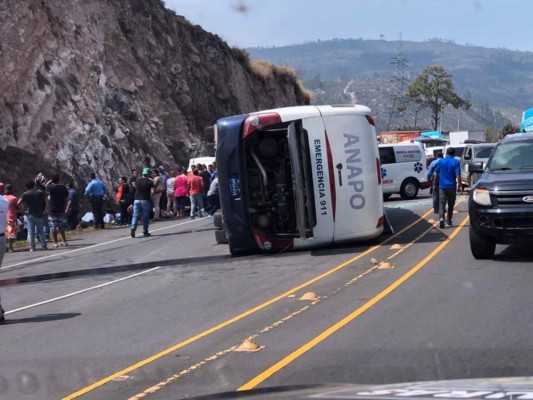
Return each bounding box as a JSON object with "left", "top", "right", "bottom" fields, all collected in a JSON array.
[
  {"left": 426, "top": 152, "right": 443, "bottom": 213},
  {"left": 85, "top": 172, "right": 107, "bottom": 229},
  {"left": 435, "top": 147, "right": 463, "bottom": 228}
]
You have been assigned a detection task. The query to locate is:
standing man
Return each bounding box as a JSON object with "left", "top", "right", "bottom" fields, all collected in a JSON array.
[
  {"left": 188, "top": 169, "right": 206, "bottom": 219},
  {"left": 0, "top": 183, "right": 8, "bottom": 323},
  {"left": 426, "top": 152, "right": 444, "bottom": 214},
  {"left": 85, "top": 172, "right": 106, "bottom": 229},
  {"left": 65, "top": 181, "right": 80, "bottom": 230},
  {"left": 46, "top": 174, "right": 69, "bottom": 247},
  {"left": 128, "top": 169, "right": 139, "bottom": 186},
  {"left": 131, "top": 167, "right": 154, "bottom": 238},
  {"left": 436, "top": 147, "right": 463, "bottom": 228},
  {"left": 198, "top": 164, "right": 211, "bottom": 210},
  {"left": 18, "top": 180, "right": 48, "bottom": 251},
  {"left": 206, "top": 176, "right": 220, "bottom": 217}
]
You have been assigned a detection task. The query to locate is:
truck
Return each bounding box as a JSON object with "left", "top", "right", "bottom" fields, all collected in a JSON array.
[
  {"left": 449, "top": 130, "right": 486, "bottom": 146},
  {"left": 213, "top": 105, "right": 387, "bottom": 255}
]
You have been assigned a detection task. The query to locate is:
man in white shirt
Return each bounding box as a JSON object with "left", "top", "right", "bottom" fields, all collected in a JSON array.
[{"left": 0, "top": 182, "right": 9, "bottom": 323}]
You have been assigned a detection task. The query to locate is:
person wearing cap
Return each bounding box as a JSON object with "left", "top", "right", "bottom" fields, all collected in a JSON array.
[
  {"left": 435, "top": 147, "right": 463, "bottom": 228},
  {"left": 85, "top": 172, "right": 107, "bottom": 229},
  {"left": 131, "top": 167, "right": 154, "bottom": 238},
  {"left": 0, "top": 182, "right": 8, "bottom": 323}
]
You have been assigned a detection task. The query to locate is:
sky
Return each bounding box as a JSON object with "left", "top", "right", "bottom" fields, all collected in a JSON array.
[{"left": 164, "top": 0, "right": 533, "bottom": 52}]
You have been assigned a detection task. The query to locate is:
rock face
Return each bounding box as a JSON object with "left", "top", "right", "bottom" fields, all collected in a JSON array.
[{"left": 0, "top": 0, "right": 310, "bottom": 191}]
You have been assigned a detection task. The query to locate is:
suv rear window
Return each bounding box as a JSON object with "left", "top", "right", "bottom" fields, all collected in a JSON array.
[
  {"left": 488, "top": 141, "right": 533, "bottom": 170},
  {"left": 474, "top": 147, "right": 494, "bottom": 158}
]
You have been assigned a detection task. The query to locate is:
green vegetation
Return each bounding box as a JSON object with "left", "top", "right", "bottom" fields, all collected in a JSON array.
[{"left": 408, "top": 65, "right": 470, "bottom": 130}]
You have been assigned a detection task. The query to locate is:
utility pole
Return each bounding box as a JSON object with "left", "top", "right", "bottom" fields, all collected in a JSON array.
[{"left": 387, "top": 33, "right": 409, "bottom": 130}]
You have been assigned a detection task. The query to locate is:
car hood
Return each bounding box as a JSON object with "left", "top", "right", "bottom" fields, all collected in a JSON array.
[
  {"left": 186, "top": 377, "right": 533, "bottom": 399},
  {"left": 478, "top": 170, "right": 533, "bottom": 191}
]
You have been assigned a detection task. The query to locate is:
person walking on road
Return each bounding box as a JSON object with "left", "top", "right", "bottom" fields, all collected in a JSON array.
[
  {"left": 18, "top": 180, "right": 48, "bottom": 251},
  {"left": 45, "top": 174, "right": 69, "bottom": 247},
  {"left": 436, "top": 147, "right": 463, "bottom": 229},
  {"left": 131, "top": 167, "right": 154, "bottom": 238},
  {"left": 0, "top": 185, "right": 8, "bottom": 323},
  {"left": 426, "top": 152, "right": 444, "bottom": 214},
  {"left": 188, "top": 169, "right": 206, "bottom": 219},
  {"left": 85, "top": 172, "right": 107, "bottom": 229}
]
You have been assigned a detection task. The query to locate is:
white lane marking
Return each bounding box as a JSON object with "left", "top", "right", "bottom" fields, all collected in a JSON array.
[
  {"left": 4, "top": 267, "right": 160, "bottom": 315},
  {"left": 2, "top": 218, "right": 204, "bottom": 271}
]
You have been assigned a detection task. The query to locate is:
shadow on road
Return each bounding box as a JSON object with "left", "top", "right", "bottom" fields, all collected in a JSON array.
[
  {"left": 3, "top": 313, "right": 81, "bottom": 324},
  {"left": 310, "top": 207, "right": 442, "bottom": 257},
  {"left": 0, "top": 254, "right": 246, "bottom": 287},
  {"left": 493, "top": 244, "right": 533, "bottom": 262}
]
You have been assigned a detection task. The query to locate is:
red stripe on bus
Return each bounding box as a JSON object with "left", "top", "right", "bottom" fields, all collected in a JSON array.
[{"left": 325, "top": 131, "right": 336, "bottom": 222}]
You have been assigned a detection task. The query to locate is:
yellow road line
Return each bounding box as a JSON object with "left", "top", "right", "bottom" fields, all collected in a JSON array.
[
  {"left": 62, "top": 208, "right": 433, "bottom": 400},
  {"left": 237, "top": 215, "right": 470, "bottom": 391},
  {"left": 127, "top": 213, "right": 443, "bottom": 399}
]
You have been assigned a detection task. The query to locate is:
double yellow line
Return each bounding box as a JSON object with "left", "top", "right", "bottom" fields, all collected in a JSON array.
[
  {"left": 63, "top": 208, "right": 434, "bottom": 400},
  {"left": 238, "top": 215, "right": 470, "bottom": 390}
]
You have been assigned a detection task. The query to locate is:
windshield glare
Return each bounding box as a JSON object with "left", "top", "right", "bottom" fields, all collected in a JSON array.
[{"left": 488, "top": 142, "right": 533, "bottom": 170}]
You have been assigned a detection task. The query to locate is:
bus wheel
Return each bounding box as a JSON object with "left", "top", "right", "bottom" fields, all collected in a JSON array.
[
  {"left": 400, "top": 178, "right": 419, "bottom": 200},
  {"left": 213, "top": 212, "right": 224, "bottom": 229},
  {"left": 215, "top": 229, "right": 229, "bottom": 244}
]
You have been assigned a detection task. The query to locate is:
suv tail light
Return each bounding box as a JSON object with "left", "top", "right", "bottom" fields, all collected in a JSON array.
[{"left": 242, "top": 113, "right": 282, "bottom": 139}]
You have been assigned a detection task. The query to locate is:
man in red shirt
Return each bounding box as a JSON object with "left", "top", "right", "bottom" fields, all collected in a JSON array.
[{"left": 188, "top": 169, "right": 206, "bottom": 219}]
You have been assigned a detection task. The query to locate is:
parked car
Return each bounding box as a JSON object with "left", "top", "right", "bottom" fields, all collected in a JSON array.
[
  {"left": 468, "top": 132, "right": 533, "bottom": 259},
  {"left": 379, "top": 142, "right": 430, "bottom": 200},
  {"left": 460, "top": 143, "right": 496, "bottom": 187}
]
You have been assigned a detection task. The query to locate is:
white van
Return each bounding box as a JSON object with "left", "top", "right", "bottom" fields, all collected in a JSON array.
[
  {"left": 214, "top": 105, "right": 385, "bottom": 255},
  {"left": 379, "top": 142, "right": 430, "bottom": 200},
  {"left": 187, "top": 156, "right": 216, "bottom": 172}
]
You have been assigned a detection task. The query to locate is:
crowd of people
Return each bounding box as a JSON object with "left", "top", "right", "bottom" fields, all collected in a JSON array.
[
  {"left": 0, "top": 161, "right": 220, "bottom": 251},
  {"left": 0, "top": 161, "right": 219, "bottom": 324}
]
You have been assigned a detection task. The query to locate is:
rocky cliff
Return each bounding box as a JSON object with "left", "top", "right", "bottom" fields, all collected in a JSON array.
[{"left": 0, "top": 0, "right": 310, "bottom": 191}]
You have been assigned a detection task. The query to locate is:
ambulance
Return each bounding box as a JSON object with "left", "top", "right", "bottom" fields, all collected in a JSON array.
[
  {"left": 379, "top": 142, "right": 430, "bottom": 200},
  {"left": 214, "top": 105, "right": 385, "bottom": 255}
]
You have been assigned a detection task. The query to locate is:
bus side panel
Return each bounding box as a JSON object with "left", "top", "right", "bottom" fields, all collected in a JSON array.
[
  {"left": 321, "top": 114, "right": 384, "bottom": 242},
  {"left": 216, "top": 115, "right": 257, "bottom": 254},
  {"left": 301, "top": 117, "right": 335, "bottom": 244}
]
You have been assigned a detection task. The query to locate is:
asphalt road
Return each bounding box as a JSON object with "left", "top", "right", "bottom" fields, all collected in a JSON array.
[{"left": 2, "top": 192, "right": 533, "bottom": 400}]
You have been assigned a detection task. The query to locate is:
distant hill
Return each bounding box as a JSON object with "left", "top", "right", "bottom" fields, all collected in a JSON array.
[{"left": 248, "top": 38, "right": 531, "bottom": 131}]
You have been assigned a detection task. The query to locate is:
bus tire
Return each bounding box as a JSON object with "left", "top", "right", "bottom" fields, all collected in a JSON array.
[
  {"left": 213, "top": 212, "right": 224, "bottom": 229},
  {"left": 399, "top": 178, "right": 419, "bottom": 200},
  {"left": 215, "top": 229, "right": 229, "bottom": 244}
]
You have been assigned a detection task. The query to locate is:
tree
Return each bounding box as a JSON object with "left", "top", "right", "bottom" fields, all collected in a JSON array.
[
  {"left": 485, "top": 126, "right": 498, "bottom": 143},
  {"left": 407, "top": 65, "right": 470, "bottom": 130},
  {"left": 499, "top": 123, "right": 521, "bottom": 139}
]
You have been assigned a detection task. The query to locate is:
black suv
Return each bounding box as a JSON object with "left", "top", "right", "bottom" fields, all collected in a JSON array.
[{"left": 469, "top": 133, "right": 533, "bottom": 259}]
